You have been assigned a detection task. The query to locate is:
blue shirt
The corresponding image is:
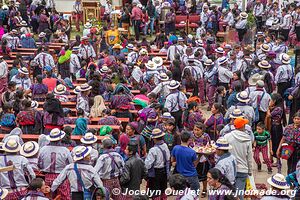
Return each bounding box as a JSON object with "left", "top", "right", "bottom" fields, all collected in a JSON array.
[{"left": 171, "top": 145, "right": 198, "bottom": 177}]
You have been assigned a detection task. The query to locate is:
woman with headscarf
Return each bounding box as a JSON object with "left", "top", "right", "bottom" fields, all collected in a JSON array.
[
  {"left": 73, "top": 108, "right": 88, "bottom": 135},
  {"left": 43, "top": 93, "right": 65, "bottom": 134},
  {"left": 90, "top": 95, "right": 107, "bottom": 118}
]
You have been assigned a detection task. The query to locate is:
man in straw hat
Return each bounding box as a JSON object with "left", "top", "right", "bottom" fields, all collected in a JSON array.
[
  {"left": 218, "top": 56, "right": 233, "bottom": 90},
  {"left": 52, "top": 145, "right": 106, "bottom": 200},
  {"left": 79, "top": 36, "right": 96, "bottom": 63},
  {"left": 257, "top": 60, "right": 275, "bottom": 94},
  {"left": 54, "top": 84, "right": 69, "bottom": 103},
  {"left": 225, "top": 91, "right": 255, "bottom": 126},
  {"left": 126, "top": 43, "right": 139, "bottom": 65},
  {"left": 0, "top": 138, "right": 36, "bottom": 199},
  {"left": 70, "top": 46, "right": 81, "bottom": 80},
  {"left": 167, "top": 39, "right": 184, "bottom": 62},
  {"left": 38, "top": 128, "right": 73, "bottom": 200},
  {"left": 249, "top": 80, "right": 272, "bottom": 124},
  {"left": 5, "top": 29, "right": 20, "bottom": 51},
  {"left": 224, "top": 118, "right": 253, "bottom": 200},
  {"left": 214, "top": 137, "right": 237, "bottom": 185},
  {"left": 204, "top": 59, "right": 218, "bottom": 111},
  {"left": 0, "top": 55, "right": 8, "bottom": 93},
  {"left": 235, "top": 12, "right": 248, "bottom": 42},
  {"left": 275, "top": 53, "right": 293, "bottom": 97},
  {"left": 145, "top": 128, "right": 170, "bottom": 200},
  {"left": 20, "top": 141, "right": 40, "bottom": 171},
  {"left": 80, "top": 132, "right": 99, "bottom": 166},
  {"left": 76, "top": 83, "right": 92, "bottom": 117},
  {"left": 95, "top": 138, "right": 124, "bottom": 200},
  {"left": 220, "top": 109, "right": 254, "bottom": 141},
  {"left": 164, "top": 80, "right": 187, "bottom": 129},
  {"left": 150, "top": 72, "right": 171, "bottom": 102},
  {"left": 11, "top": 67, "right": 31, "bottom": 90},
  {"left": 143, "top": 60, "right": 159, "bottom": 84}
]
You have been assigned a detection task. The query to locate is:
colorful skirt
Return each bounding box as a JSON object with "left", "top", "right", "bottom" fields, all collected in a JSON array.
[
  {"left": 196, "top": 160, "right": 210, "bottom": 182},
  {"left": 45, "top": 173, "right": 71, "bottom": 200},
  {"left": 5, "top": 188, "right": 27, "bottom": 200},
  {"left": 102, "top": 177, "right": 122, "bottom": 200},
  {"left": 287, "top": 148, "right": 300, "bottom": 174}
]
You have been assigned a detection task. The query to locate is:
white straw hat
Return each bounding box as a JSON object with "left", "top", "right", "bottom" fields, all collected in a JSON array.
[
  {"left": 20, "top": 141, "right": 39, "bottom": 157},
  {"left": 267, "top": 173, "right": 290, "bottom": 190},
  {"left": 54, "top": 84, "right": 67, "bottom": 95},
  {"left": 46, "top": 128, "right": 66, "bottom": 142},
  {"left": 73, "top": 146, "right": 92, "bottom": 161},
  {"left": 213, "top": 137, "right": 232, "bottom": 150},
  {"left": 236, "top": 91, "right": 250, "bottom": 103},
  {"left": 167, "top": 80, "right": 180, "bottom": 90},
  {"left": 80, "top": 132, "right": 97, "bottom": 144},
  {"left": 152, "top": 57, "right": 163, "bottom": 67},
  {"left": 2, "top": 138, "right": 21, "bottom": 153}
]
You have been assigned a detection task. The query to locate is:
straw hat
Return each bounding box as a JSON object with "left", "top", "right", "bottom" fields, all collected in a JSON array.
[
  {"left": 11, "top": 29, "right": 18, "bottom": 34},
  {"left": 20, "top": 141, "right": 39, "bottom": 157},
  {"left": 126, "top": 44, "right": 134, "bottom": 49},
  {"left": 196, "top": 39, "right": 204, "bottom": 47},
  {"left": 224, "top": 44, "right": 232, "bottom": 49},
  {"left": 214, "top": 137, "right": 232, "bottom": 150},
  {"left": 100, "top": 65, "right": 109, "bottom": 74},
  {"left": 113, "top": 44, "right": 123, "bottom": 49},
  {"left": 244, "top": 45, "right": 255, "bottom": 52},
  {"left": 256, "top": 31, "right": 265, "bottom": 37},
  {"left": 145, "top": 61, "right": 158, "bottom": 70},
  {"left": 248, "top": 73, "right": 263, "bottom": 86},
  {"left": 260, "top": 44, "right": 270, "bottom": 52},
  {"left": 167, "top": 80, "right": 180, "bottom": 90},
  {"left": 54, "top": 84, "right": 67, "bottom": 95},
  {"left": 20, "top": 20, "right": 27, "bottom": 26},
  {"left": 46, "top": 128, "right": 66, "bottom": 142},
  {"left": 280, "top": 53, "right": 291, "bottom": 64},
  {"left": 218, "top": 56, "right": 228, "bottom": 65},
  {"left": 73, "top": 146, "right": 92, "bottom": 161},
  {"left": 80, "top": 132, "right": 97, "bottom": 144},
  {"left": 81, "top": 36, "right": 89, "bottom": 41},
  {"left": 240, "top": 12, "right": 248, "bottom": 19},
  {"left": 0, "top": 188, "right": 8, "bottom": 200},
  {"left": 79, "top": 83, "right": 92, "bottom": 92},
  {"left": 236, "top": 91, "right": 250, "bottom": 103},
  {"left": 18, "top": 67, "right": 29, "bottom": 75},
  {"left": 229, "top": 109, "right": 244, "bottom": 119},
  {"left": 215, "top": 47, "right": 225, "bottom": 54},
  {"left": 73, "top": 86, "right": 81, "bottom": 94},
  {"left": 204, "top": 59, "right": 214, "bottom": 66},
  {"left": 256, "top": 80, "right": 265, "bottom": 88},
  {"left": 152, "top": 57, "right": 163, "bottom": 67},
  {"left": 151, "top": 128, "right": 165, "bottom": 139},
  {"left": 31, "top": 101, "right": 39, "bottom": 109},
  {"left": 267, "top": 173, "right": 290, "bottom": 190},
  {"left": 258, "top": 60, "right": 271, "bottom": 69},
  {"left": 72, "top": 46, "right": 80, "bottom": 52},
  {"left": 158, "top": 73, "right": 169, "bottom": 81},
  {"left": 178, "top": 37, "right": 184, "bottom": 42},
  {"left": 2, "top": 138, "right": 21, "bottom": 153},
  {"left": 84, "top": 22, "right": 92, "bottom": 29},
  {"left": 139, "top": 48, "right": 148, "bottom": 55},
  {"left": 38, "top": 32, "right": 46, "bottom": 38},
  {"left": 161, "top": 112, "right": 174, "bottom": 119}
]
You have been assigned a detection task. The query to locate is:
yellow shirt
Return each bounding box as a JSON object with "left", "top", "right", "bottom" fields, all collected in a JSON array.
[{"left": 105, "top": 29, "right": 119, "bottom": 45}]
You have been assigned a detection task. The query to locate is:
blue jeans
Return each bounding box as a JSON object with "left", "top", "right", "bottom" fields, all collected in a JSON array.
[
  {"left": 149, "top": 17, "right": 155, "bottom": 34},
  {"left": 185, "top": 175, "right": 200, "bottom": 192},
  {"left": 235, "top": 172, "right": 248, "bottom": 200}
]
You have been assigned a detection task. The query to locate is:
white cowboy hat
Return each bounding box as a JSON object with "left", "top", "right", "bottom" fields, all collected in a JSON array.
[
  {"left": 152, "top": 57, "right": 163, "bottom": 67},
  {"left": 258, "top": 60, "right": 271, "bottom": 69},
  {"left": 161, "top": 112, "right": 174, "bottom": 119},
  {"left": 84, "top": 22, "right": 92, "bottom": 29},
  {"left": 73, "top": 86, "right": 81, "bottom": 94},
  {"left": 0, "top": 188, "right": 8, "bottom": 199},
  {"left": 158, "top": 73, "right": 169, "bottom": 81},
  {"left": 20, "top": 20, "right": 27, "bottom": 26},
  {"left": 224, "top": 44, "right": 232, "bottom": 49},
  {"left": 229, "top": 109, "right": 244, "bottom": 119},
  {"left": 260, "top": 44, "right": 270, "bottom": 52},
  {"left": 46, "top": 128, "right": 66, "bottom": 142},
  {"left": 214, "top": 137, "right": 232, "bottom": 150},
  {"left": 178, "top": 37, "right": 184, "bottom": 42},
  {"left": 145, "top": 61, "right": 158, "bottom": 70},
  {"left": 126, "top": 44, "right": 134, "bottom": 49},
  {"left": 151, "top": 128, "right": 165, "bottom": 139},
  {"left": 236, "top": 91, "right": 250, "bottom": 103},
  {"left": 215, "top": 47, "right": 225, "bottom": 54},
  {"left": 73, "top": 146, "right": 92, "bottom": 161},
  {"left": 204, "top": 59, "right": 214, "bottom": 66},
  {"left": 267, "top": 173, "right": 290, "bottom": 190},
  {"left": 79, "top": 83, "right": 92, "bottom": 92},
  {"left": 72, "top": 46, "right": 80, "bottom": 51},
  {"left": 112, "top": 44, "right": 123, "bottom": 49},
  {"left": 240, "top": 12, "right": 248, "bottom": 19},
  {"left": 11, "top": 29, "right": 18, "bottom": 34},
  {"left": 31, "top": 101, "right": 39, "bottom": 109},
  {"left": 196, "top": 39, "right": 204, "bottom": 47},
  {"left": 218, "top": 56, "right": 228, "bottom": 65},
  {"left": 38, "top": 32, "right": 46, "bottom": 38},
  {"left": 18, "top": 67, "right": 29, "bottom": 75},
  {"left": 100, "top": 65, "right": 109, "bottom": 74},
  {"left": 139, "top": 48, "right": 148, "bottom": 55},
  {"left": 248, "top": 73, "right": 263, "bottom": 86},
  {"left": 20, "top": 141, "right": 39, "bottom": 157},
  {"left": 280, "top": 53, "right": 291, "bottom": 64},
  {"left": 168, "top": 80, "right": 180, "bottom": 90},
  {"left": 80, "top": 132, "right": 97, "bottom": 144},
  {"left": 2, "top": 138, "right": 21, "bottom": 153},
  {"left": 54, "top": 84, "right": 67, "bottom": 95}
]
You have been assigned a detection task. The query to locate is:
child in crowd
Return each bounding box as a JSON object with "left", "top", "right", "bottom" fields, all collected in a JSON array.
[
  {"left": 163, "top": 119, "right": 181, "bottom": 151},
  {"left": 253, "top": 122, "right": 273, "bottom": 174},
  {"left": 0, "top": 103, "right": 16, "bottom": 134}
]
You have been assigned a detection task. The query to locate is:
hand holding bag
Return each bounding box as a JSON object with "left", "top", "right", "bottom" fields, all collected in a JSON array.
[{"left": 74, "top": 163, "right": 92, "bottom": 200}]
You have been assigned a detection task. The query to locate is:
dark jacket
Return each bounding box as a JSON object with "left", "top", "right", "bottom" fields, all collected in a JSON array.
[{"left": 120, "top": 155, "right": 147, "bottom": 191}]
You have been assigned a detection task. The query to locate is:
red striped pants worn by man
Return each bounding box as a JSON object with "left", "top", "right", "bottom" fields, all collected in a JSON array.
[{"left": 253, "top": 145, "right": 272, "bottom": 169}]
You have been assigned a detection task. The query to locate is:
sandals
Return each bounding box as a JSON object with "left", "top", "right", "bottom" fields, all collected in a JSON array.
[{"left": 201, "top": 191, "right": 207, "bottom": 198}]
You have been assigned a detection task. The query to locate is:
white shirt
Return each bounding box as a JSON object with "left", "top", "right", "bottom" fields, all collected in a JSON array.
[
  {"left": 167, "top": 45, "right": 184, "bottom": 61},
  {"left": 70, "top": 53, "right": 81, "bottom": 74},
  {"left": 0, "top": 60, "right": 8, "bottom": 79},
  {"left": 164, "top": 91, "right": 187, "bottom": 112},
  {"left": 79, "top": 44, "right": 96, "bottom": 59},
  {"left": 34, "top": 52, "right": 55, "bottom": 68}
]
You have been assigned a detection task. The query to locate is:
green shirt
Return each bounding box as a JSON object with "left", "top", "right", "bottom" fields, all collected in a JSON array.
[{"left": 254, "top": 130, "right": 270, "bottom": 146}]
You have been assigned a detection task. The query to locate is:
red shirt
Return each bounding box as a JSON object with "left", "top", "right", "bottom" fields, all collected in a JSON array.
[
  {"left": 43, "top": 78, "right": 57, "bottom": 92},
  {"left": 131, "top": 7, "right": 143, "bottom": 20}
]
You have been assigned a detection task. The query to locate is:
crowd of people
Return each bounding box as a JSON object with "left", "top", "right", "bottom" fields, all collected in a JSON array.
[{"left": 0, "top": 0, "right": 300, "bottom": 199}]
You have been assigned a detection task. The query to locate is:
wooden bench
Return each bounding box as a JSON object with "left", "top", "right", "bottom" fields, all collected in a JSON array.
[
  {"left": 69, "top": 117, "right": 129, "bottom": 124},
  {"left": 37, "top": 107, "right": 138, "bottom": 115},
  {"left": 0, "top": 134, "right": 108, "bottom": 142},
  {"left": 64, "top": 124, "right": 121, "bottom": 131}
]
